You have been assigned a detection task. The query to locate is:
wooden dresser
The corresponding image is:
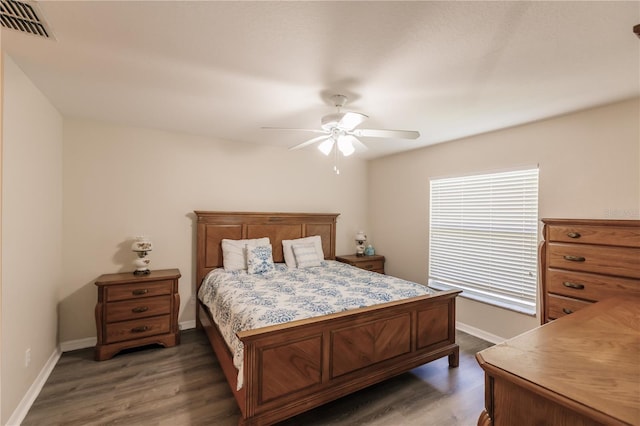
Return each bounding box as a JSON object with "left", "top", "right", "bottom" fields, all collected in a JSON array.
[
  {"left": 335, "top": 254, "right": 385, "bottom": 274},
  {"left": 540, "top": 218, "right": 640, "bottom": 323},
  {"left": 94, "top": 268, "right": 181, "bottom": 361},
  {"left": 476, "top": 297, "right": 640, "bottom": 426}
]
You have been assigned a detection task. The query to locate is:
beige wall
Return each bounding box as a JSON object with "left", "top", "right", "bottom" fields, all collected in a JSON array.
[
  {"left": 60, "top": 119, "right": 369, "bottom": 343},
  {"left": 369, "top": 98, "right": 640, "bottom": 340},
  {"left": 1, "top": 55, "right": 64, "bottom": 423}
]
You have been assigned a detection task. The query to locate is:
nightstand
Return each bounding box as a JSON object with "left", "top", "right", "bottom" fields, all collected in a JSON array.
[
  {"left": 94, "top": 268, "right": 181, "bottom": 361},
  {"left": 335, "top": 254, "right": 385, "bottom": 274}
]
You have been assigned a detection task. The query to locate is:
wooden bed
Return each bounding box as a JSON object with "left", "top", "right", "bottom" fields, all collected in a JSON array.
[{"left": 195, "top": 211, "right": 461, "bottom": 426}]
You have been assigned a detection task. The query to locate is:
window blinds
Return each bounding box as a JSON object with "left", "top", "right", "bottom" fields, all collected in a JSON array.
[{"left": 429, "top": 168, "right": 539, "bottom": 315}]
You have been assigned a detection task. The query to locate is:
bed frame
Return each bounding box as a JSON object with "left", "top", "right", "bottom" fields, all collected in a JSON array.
[{"left": 195, "top": 211, "right": 460, "bottom": 426}]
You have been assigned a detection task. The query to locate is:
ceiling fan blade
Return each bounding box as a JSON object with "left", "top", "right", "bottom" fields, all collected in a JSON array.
[
  {"left": 338, "top": 112, "right": 368, "bottom": 130},
  {"left": 344, "top": 135, "right": 368, "bottom": 152},
  {"left": 262, "top": 127, "right": 327, "bottom": 134},
  {"left": 352, "top": 129, "right": 420, "bottom": 139},
  {"left": 288, "top": 135, "right": 330, "bottom": 151}
]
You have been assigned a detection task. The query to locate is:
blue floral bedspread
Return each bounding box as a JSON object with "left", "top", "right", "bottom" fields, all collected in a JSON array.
[{"left": 197, "top": 260, "right": 434, "bottom": 390}]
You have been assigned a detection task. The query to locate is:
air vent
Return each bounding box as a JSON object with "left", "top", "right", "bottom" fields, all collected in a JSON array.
[{"left": 1, "top": 0, "right": 52, "bottom": 38}]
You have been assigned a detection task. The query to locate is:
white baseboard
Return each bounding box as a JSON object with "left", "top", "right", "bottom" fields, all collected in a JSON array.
[
  {"left": 59, "top": 337, "right": 97, "bottom": 352},
  {"left": 456, "top": 321, "right": 506, "bottom": 344},
  {"left": 179, "top": 320, "right": 196, "bottom": 330},
  {"left": 6, "top": 347, "right": 61, "bottom": 426}
]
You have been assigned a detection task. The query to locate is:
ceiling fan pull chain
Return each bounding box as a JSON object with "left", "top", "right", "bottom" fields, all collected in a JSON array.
[{"left": 334, "top": 143, "right": 340, "bottom": 175}]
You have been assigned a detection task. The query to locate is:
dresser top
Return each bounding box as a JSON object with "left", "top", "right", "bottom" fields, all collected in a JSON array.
[
  {"left": 95, "top": 268, "right": 181, "bottom": 285},
  {"left": 477, "top": 297, "right": 640, "bottom": 424},
  {"left": 542, "top": 218, "right": 640, "bottom": 227}
]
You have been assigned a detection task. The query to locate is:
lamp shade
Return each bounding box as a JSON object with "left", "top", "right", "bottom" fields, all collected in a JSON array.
[
  {"left": 337, "top": 137, "right": 355, "bottom": 156},
  {"left": 318, "top": 138, "right": 335, "bottom": 156},
  {"left": 131, "top": 236, "right": 153, "bottom": 252}
]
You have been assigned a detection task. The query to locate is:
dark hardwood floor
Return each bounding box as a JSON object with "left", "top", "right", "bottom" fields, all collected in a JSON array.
[{"left": 22, "top": 329, "right": 492, "bottom": 426}]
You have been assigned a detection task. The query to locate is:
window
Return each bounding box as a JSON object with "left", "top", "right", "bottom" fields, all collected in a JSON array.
[{"left": 428, "top": 168, "right": 539, "bottom": 315}]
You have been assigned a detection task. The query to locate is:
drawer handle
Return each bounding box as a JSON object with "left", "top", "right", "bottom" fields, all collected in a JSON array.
[
  {"left": 364, "top": 264, "right": 374, "bottom": 269},
  {"left": 562, "top": 308, "right": 573, "bottom": 315},
  {"left": 562, "top": 281, "right": 585, "bottom": 290},
  {"left": 132, "top": 306, "right": 149, "bottom": 313},
  {"left": 131, "top": 326, "right": 149, "bottom": 333},
  {"left": 563, "top": 255, "right": 585, "bottom": 262},
  {"left": 132, "top": 289, "right": 149, "bottom": 296},
  {"left": 567, "top": 232, "right": 581, "bottom": 239}
]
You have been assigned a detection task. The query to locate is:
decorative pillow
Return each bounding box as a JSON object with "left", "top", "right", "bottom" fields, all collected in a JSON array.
[
  {"left": 282, "top": 235, "right": 324, "bottom": 268},
  {"left": 221, "top": 237, "right": 270, "bottom": 271},
  {"left": 292, "top": 243, "right": 321, "bottom": 268},
  {"left": 247, "top": 244, "right": 275, "bottom": 274}
]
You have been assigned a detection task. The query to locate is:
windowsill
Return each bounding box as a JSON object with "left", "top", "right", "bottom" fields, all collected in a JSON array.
[{"left": 428, "top": 283, "right": 536, "bottom": 316}]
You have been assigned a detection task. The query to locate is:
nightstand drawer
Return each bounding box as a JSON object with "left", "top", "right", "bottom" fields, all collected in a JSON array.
[
  {"left": 354, "top": 259, "right": 383, "bottom": 272},
  {"left": 335, "top": 254, "right": 386, "bottom": 274},
  {"left": 105, "top": 315, "right": 171, "bottom": 344},
  {"left": 106, "top": 295, "right": 172, "bottom": 323},
  {"left": 106, "top": 280, "right": 173, "bottom": 302},
  {"left": 546, "top": 269, "right": 639, "bottom": 302}
]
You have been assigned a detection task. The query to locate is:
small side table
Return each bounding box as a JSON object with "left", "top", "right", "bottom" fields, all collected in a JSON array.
[
  {"left": 335, "top": 254, "right": 385, "bottom": 274},
  {"left": 94, "top": 268, "right": 181, "bottom": 361}
]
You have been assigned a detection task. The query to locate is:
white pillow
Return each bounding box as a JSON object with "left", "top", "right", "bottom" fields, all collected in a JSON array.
[
  {"left": 221, "top": 237, "right": 270, "bottom": 271},
  {"left": 282, "top": 235, "right": 324, "bottom": 268},
  {"left": 247, "top": 244, "right": 275, "bottom": 274},
  {"left": 293, "top": 243, "right": 321, "bottom": 268}
]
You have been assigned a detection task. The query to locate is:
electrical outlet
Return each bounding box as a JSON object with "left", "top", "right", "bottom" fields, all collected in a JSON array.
[{"left": 25, "top": 348, "right": 31, "bottom": 367}]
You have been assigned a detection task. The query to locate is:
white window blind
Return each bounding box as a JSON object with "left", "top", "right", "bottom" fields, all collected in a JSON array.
[{"left": 429, "top": 168, "right": 539, "bottom": 315}]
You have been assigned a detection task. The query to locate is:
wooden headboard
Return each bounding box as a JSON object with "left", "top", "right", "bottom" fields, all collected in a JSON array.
[{"left": 194, "top": 211, "right": 339, "bottom": 287}]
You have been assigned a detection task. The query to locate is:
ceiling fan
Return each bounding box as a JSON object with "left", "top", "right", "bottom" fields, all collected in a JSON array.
[{"left": 263, "top": 94, "right": 420, "bottom": 158}]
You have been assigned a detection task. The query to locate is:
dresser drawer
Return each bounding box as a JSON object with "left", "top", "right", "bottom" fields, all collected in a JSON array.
[
  {"left": 546, "top": 294, "right": 592, "bottom": 320},
  {"left": 106, "top": 280, "right": 173, "bottom": 302},
  {"left": 105, "top": 315, "right": 171, "bottom": 344},
  {"left": 546, "top": 269, "right": 639, "bottom": 302},
  {"left": 547, "top": 243, "right": 640, "bottom": 278},
  {"left": 547, "top": 224, "right": 640, "bottom": 247},
  {"left": 105, "top": 295, "right": 172, "bottom": 323}
]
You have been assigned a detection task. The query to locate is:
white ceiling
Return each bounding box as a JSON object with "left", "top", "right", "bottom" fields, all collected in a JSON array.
[{"left": 3, "top": 1, "right": 639, "bottom": 159}]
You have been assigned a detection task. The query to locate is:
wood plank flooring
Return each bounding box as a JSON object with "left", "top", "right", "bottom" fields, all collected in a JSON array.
[{"left": 22, "top": 329, "right": 492, "bottom": 426}]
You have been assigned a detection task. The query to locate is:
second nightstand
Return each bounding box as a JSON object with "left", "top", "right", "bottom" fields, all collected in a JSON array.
[
  {"left": 94, "top": 268, "right": 181, "bottom": 361},
  {"left": 335, "top": 254, "right": 385, "bottom": 274}
]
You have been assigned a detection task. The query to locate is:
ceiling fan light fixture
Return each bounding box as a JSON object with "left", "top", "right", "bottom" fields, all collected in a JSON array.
[
  {"left": 318, "top": 138, "right": 334, "bottom": 156},
  {"left": 268, "top": 93, "right": 419, "bottom": 169},
  {"left": 337, "top": 137, "right": 355, "bottom": 157}
]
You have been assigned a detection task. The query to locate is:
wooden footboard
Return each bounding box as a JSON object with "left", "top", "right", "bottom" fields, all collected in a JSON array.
[{"left": 199, "top": 289, "right": 460, "bottom": 426}]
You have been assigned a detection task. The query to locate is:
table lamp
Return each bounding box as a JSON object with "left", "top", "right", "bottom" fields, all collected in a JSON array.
[
  {"left": 131, "top": 236, "right": 153, "bottom": 275},
  {"left": 355, "top": 231, "right": 367, "bottom": 256}
]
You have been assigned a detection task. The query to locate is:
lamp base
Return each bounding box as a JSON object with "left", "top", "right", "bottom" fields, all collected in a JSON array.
[{"left": 133, "top": 269, "right": 151, "bottom": 276}]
